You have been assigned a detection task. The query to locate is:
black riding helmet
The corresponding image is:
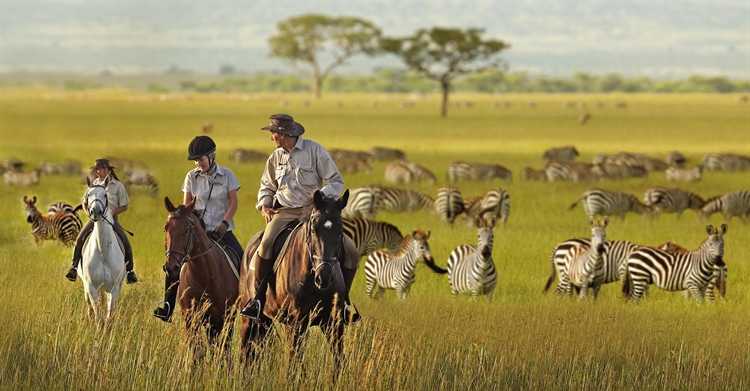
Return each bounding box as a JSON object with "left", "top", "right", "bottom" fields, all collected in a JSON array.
[{"left": 187, "top": 136, "right": 216, "bottom": 160}]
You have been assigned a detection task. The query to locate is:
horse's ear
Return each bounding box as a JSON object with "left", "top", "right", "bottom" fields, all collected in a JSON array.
[
  {"left": 185, "top": 198, "right": 196, "bottom": 211},
  {"left": 336, "top": 189, "right": 350, "bottom": 210},
  {"left": 313, "top": 190, "right": 324, "bottom": 210},
  {"left": 86, "top": 176, "right": 91, "bottom": 187},
  {"left": 164, "top": 196, "right": 176, "bottom": 212}
]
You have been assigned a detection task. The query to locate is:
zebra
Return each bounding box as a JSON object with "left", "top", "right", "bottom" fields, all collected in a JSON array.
[
  {"left": 384, "top": 160, "right": 436, "bottom": 184},
  {"left": 569, "top": 189, "right": 652, "bottom": 219},
  {"left": 665, "top": 166, "right": 702, "bottom": 182},
  {"left": 364, "top": 230, "right": 445, "bottom": 299},
  {"left": 523, "top": 166, "right": 547, "bottom": 181},
  {"left": 342, "top": 217, "right": 404, "bottom": 257},
  {"left": 566, "top": 218, "right": 608, "bottom": 299},
  {"left": 657, "top": 241, "right": 726, "bottom": 302},
  {"left": 544, "top": 161, "right": 596, "bottom": 182},
  {"left": 544, "top": 238, "right": 641, "bottom": 296},
  {"left": 373, "top": 186, "right": 434, "bottom": 213},
  {"left": 643, "top": 187, "right": 705, "bottom": 216},
  {"left": 4, "top": 169, "right": 41, "bottom": 187},
  {"left": 446, "top": 222, "right": 497, "bottom": 296},
  {"left": 700, "top": 191, "right": 750, "bottom": 221},
  {"left": 623, "top": 224, "right": 728, "bottom": 301},
  {"left": 666, "top": 151, "right": 687, "bottom": 168},
  {"left": 23, "top": 196, "right": 83, "bottom": 247},
  {"left": 542, "top": 145, "right": 579, "bottom": 162},
  {"left": 464, "top": 189, "right": 510, "bottom": 227},
  {"left": 591, "top": 161, "right": 648, "bottom": 180},
  {"left": 702, "top": 153, "right": 750, "bottom": 172},
  {"left": 434, "top": 187, "right": 466, "bottom": 224},
  {"left": 370, "top": 146, "right": 406, "bottom": 161},
  {"left": 595, "top": 152, "right": 668, "bottom": 172},
  {"left": 447, "top": 161, "right": 512, "bottom": 182},
  {"left": 123, "top": 169, "right": 159, "bottom": 197},
  {"left": 342, "top": 187, "right": 380, "bottom": 219}
]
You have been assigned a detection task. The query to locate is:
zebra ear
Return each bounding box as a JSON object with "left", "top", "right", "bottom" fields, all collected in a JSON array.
[
  {"left": 705, "top": 225, "right": 715, "bottom": 235},
  {"left": 426, "top": 230, "right": 431, "bottom": 239},
  {"left": 32, "top": 195, "right": 37, "bottom": 204},
  {"left": 164, "top": 196, "right": 176, "bottom": 212},
  {"left": 23, "top": 195, "right": 28, "bottom": 204},
  {"left": 603, "top": 217, "right": 609, "bottom": 227},
  {"left": 720, "top": 224, "right": 728, "bottom": 235}
]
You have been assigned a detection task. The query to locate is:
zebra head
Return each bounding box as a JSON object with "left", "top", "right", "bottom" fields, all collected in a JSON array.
[
  {"left": 590, "top": 218, "right": 608, "bottom": 255},
  {"left": 411, "top": 230, "right": 434, "bottom": 264},
  {"left": 704, "top": 224, "right": 727, "bottom": 263},
  {"left": 22, "top": 195, "right": 39, "bottom": 223},
  {"left": 477, "top": 226, "right": 494, "bottom": 259}
]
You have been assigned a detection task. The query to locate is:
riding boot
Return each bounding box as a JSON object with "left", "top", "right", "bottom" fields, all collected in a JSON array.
[
  {"left": 153, "top": 274, "right": 179, "bottom": 322},
  {"left": 341, "top": 266, "right": 361, "bottom": 324},
  {"left": 239, "top": 254, "right": 274, "bottom": 320},
  {"left": 66, "top": 221, "right": 94, "bottom": 282},
  {"left": 114, "top": 223, "right": 138, "bottom": 284}
]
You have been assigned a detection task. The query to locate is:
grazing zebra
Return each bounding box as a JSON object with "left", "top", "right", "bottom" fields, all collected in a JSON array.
[
  {"left": 594, "top": 152, "right": 667, "bottom": 172},
  {"left": 542, "top": 145, "right": 579, "bottom": 162},
  {"left": 523, "top": 166, "right": 547, "bottom": 181},
  {"left": 544, "top": 161, "right": 596, "bottom": 182},
  {"left": 464, "top": 189, "right": 510, "bottom": 227},
  {"left": 342, "top": 217, "right": 404, "bottom": 257},
  {"left": 329, "top": 149, "right": 374, "bottom": 163},
  {"left": 665, "top": 166, "right": 702, "bottom": 182},
  {"left": 566, "top": 218, "right": 608, "bottom": 298},
  {"left": 4, "top": 169, "right": 41, "bottom": 187},
  {"left": 39, "top": 160, "right": 82, "bottom": 176},
  {"left": 448, "top": 161, "right": 512, "bottom": 182},
  {"left": 702, "top": 153, "right": 750, "bottom": 172},
  {"left": 374, "top": 186, "right": 434, "bottom": 213},
  {"left": 700, "top": 191, "right": 750, "bottom": 221},
  {"left": 370, "top": 146, "right": 406, "bottom": 161},
  {"left": 657, "top": 241, "right": 726, "bottom": 302},
  {"left": 23, "top": 196, "right": 83, "bottom": 246},
  {"left": 666, "top": 151, "right": 687, "bottom": 168},
  {"left": 384, "top": 160, "right": 436, "bottom": 184},
  {"left": 569, "top": 189, "right": 652, "bottom": 219},
  {"left": 591, "top": 162, "right": 648, "bottom": 180},
  {"left": 446, "top": 222, "right": 497, "bottom": 296},
  {"left": 434, "top": 187, "right": 466, "bottom": 224},
  {"left": 336, "top": 158, "right": 372, "bottom": 174},
  {"left": 643, "top": 187, "right": 705, "bottom": 216},
  {"left": 623, "top": 224, "right": 728, "bottom": 301},
  {"left": 544, "top": 238, "right": 641, "bottom": 296},
  {"left": 229, "top": 148, "right": 267, "bottom": 163},
  {"left": 123, "top": 169, "right": 159, "bottom": 196},
  {"left": 342, "top": 187, "right": 380, "bottom": 219},
  {"left": 364, "top": 230, "right": 445, "bottom": 299}
]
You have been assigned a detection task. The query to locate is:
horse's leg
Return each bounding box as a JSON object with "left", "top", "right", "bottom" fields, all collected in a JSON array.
[
  {"left": 323, "top": 320, "right": 345, "bottom": 382},
  {"left": 106, "top": 284, "right": 121, "bottom": 323},
  {"left": 84, "top": 282, "right": 100, "bottom": 323}
]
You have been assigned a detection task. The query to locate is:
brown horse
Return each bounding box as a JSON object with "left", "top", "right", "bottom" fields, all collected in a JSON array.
[
  {"left": 163, "top": 197, "right": 239, "bottom": 347},
  {"left": 239, "top": 190, "right": 350, "bottom": 375}
]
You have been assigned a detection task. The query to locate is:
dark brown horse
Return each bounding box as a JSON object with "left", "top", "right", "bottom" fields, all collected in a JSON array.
[
  {"left": 239, "top": 190, "right": 350, "bottom": 375},
  {"left": 163, "top": 197, "right": 239, "bottom": 346}
]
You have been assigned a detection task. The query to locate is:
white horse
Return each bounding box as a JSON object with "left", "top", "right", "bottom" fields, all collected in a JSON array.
[{"left": 78, "top": 178, "right": 126, "bottom": 322}]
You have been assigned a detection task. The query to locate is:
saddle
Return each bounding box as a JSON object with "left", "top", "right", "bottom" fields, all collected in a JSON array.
[
  {"left": 211, "top": 238, "right": 241, "bottom": 279},
  {"left": 247, "top": 220, "right": 305, "bottom": 271}
]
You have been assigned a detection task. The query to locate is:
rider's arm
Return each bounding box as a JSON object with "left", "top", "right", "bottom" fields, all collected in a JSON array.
[
  {"left": 182, "top": 171, "right": 195, "bottom": 205},
  {"left": 256, "top": 153, "right": 278, "bottom": 211},
  {"left": 224, "top": 189, "right": 238, "bottom": 223},
  {"left": 316, "top": 147, "right": 344, "bottom": 198},
  {"left": 112, "top": 205, "right": 127, "bottom": 217},
  {"left": 183, "top": 192, "right": 194, "bottom": 205}
]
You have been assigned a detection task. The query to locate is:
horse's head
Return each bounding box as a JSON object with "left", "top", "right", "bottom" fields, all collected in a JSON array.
[
  {"left": 22, "top": 195, "right": 39, "bottom": 223},
  {"left": 309, "top": 189, "right": 349, "bottom": 291},
  {"left": 163, "top": 196, "right": 200, "bottom": 276},
  {"left": 84, "top": 177, "right": 109, "bottom": 222}
]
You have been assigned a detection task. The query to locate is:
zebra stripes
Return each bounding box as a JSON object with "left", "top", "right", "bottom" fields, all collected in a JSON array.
[
  {"left": 447, "top": 161, "right": 512, "bottom": 182},
  {"left": 343, "top": 187, "right": 380, "bottom": 219},
  {"left": 623, "top": 224, "right": 728, "bottom": 301},
  {"left": 364, "top": 230, "right": 444, "bottom": 299},
  {"left": 464, "top": 189, "right": 510, "bottom": 227},
  {"left": 657, "top": 241, "right": 727, "bottom": 302},
  {"left": 23, "top": 196, "right": 83, "bottom": 247},
  {"left": 702, "top": 153, "right": 750, "bottom": 172},
  {"left": 375, "top": 186, "right": 434, "bottom": 213},
  {"left": 643, "top": 187, "right": 705, "bottom": 216},
  {"left": 446, "top": 224, "right": 497, "bottom": 296},
  {"left": 434, "top": 187, "right": 466, "bottom": 224},
  {"left": 565, "top": 219, "right": 608, "bottom": 298},
  {"left": 570, "top": 189, "right": 651, "bottom": 219},
  {"left": 342, "top": 217, "right": 404, "bottom": 257},
  {"left": 700, "top": 190, "right": 750, "bottom": 220}
]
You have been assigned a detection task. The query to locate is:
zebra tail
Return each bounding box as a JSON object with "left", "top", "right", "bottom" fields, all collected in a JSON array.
[
  {"left": 424, "top": 258, "right": 448, "bottom": 274},
  {"left": 543, "top": 252, "right": 557, "bottom": 293},
  {"left": 72, "top": 204, "right": 83, "bottom": 214},
  {"left": 568, "top": 196, "right": 583, "bottom": 211}
]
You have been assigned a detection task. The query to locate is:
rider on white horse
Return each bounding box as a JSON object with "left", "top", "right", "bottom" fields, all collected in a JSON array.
[
  {"left": 66, "top": 158, "right": 138, "bottom": 284},
  {"left": 153, "top": 136, "right": 243, "bottom": 322}
]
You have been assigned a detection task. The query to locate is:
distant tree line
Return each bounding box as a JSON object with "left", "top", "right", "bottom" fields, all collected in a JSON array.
[{"left": 173, "top": 70, "right": 750, "bottom": 94}]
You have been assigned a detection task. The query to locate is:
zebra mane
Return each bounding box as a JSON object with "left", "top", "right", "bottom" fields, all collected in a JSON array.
[{"left": 392, "top": 230, "right": 428, "bottom": 256}]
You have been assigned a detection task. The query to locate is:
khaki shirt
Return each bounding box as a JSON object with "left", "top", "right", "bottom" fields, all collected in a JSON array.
[
  {"left": 257, "top": 136, "right": 343, "bottom": 210},
  {"left": 86, "top": 176, "right": 129, "bottom": 210},
  {"left": 182, "top": 165, "right": 240, "bottom": 231}
]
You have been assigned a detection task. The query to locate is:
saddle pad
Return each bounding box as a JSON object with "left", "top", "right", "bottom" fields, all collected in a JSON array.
[
  {"left": 272, "top": 221, "right": 305, "bottom": 272},
  {"left": 211, "top": 239, "right": 240, "bottom": 280}
]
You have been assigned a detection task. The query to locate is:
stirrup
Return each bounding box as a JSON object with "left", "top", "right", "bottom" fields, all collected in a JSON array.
[
  {"left": 153, "top": 302, "right": 172, "bottom": 322},
  {"left": 240, "top": 300, "right": 263, "bottom": 320}
]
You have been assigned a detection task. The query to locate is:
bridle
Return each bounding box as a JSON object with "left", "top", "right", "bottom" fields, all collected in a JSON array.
[
  {"left": 164, "top": 211, "right": 216, "bottom": 270},
  {"left": 306, "top": 213, "right": 342, "bottom": 278}
]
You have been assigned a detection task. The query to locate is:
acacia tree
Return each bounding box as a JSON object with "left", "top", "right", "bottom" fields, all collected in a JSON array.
[
  {"left": 382, "top": 28, "right": 510, "bottom": 117},
  {"left": 269, "top": 14, "right": 382, "bottom": 98}
]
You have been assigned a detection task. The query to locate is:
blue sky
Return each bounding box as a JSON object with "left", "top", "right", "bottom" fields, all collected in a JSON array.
[{"left": 1, "top": 0, "right": 748, "bottom": 77}]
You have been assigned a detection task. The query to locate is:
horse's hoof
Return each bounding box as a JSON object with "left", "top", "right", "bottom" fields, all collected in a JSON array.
[
  {"left": 126, "top": 271, "right": 139, "bottom": 284},
  {"left": 65, "top": 268, "right": 77, "bottom": 282}
]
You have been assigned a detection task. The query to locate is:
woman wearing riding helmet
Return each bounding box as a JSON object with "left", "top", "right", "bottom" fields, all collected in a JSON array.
[{"left": 153, "top": 135, "right": 242, "bottom": 321}]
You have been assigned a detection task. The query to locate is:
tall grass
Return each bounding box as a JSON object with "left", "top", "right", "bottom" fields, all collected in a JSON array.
[{"left": 0, "top": 91, "right": 749, "bottom": 389}]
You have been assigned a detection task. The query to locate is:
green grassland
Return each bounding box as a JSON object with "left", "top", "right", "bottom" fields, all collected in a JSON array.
[{"left": 0, "top": 90, "right": 749, "bottom": 389}]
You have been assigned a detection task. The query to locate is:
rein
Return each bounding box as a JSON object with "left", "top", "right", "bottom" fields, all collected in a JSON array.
[{"left": 165, "top": 213, "right": 219, "bottom": 270}]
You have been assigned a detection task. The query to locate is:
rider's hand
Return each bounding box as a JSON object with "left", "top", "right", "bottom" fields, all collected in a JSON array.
[
  {"left": 209, "top": 220, "right": 229, "bottom": 241},
  {"left": 261, "top": 205, "right": 278, "bottom": 223}
]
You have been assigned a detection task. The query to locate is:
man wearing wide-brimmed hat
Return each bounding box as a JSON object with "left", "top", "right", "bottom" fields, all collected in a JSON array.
[
  {"left": 239, "top": 113, "right": 360, "bottom": 322},
  {"left": 65, "top": 158, "right": 138, "bottom": 284}
]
